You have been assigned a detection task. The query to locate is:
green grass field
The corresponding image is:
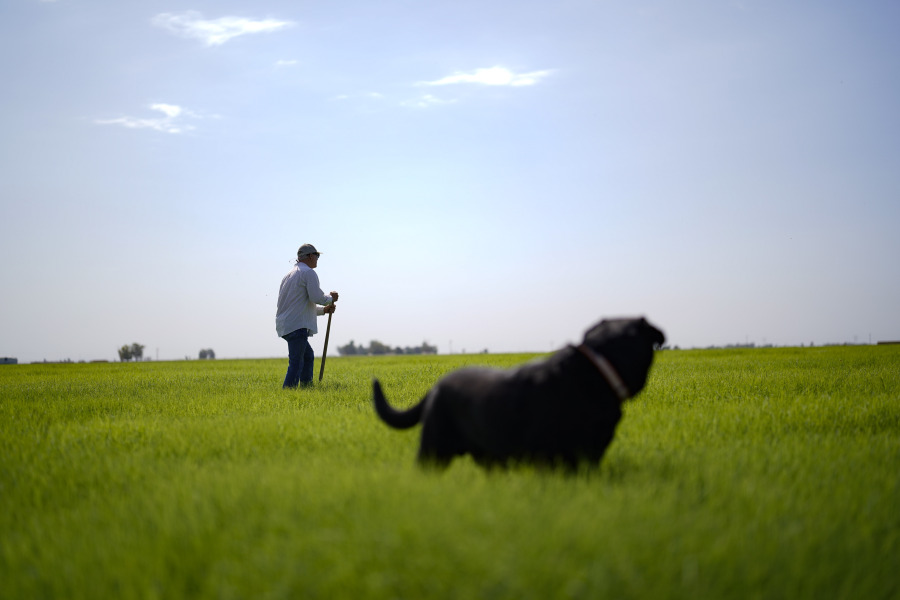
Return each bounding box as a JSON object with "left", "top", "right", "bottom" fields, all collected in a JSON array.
[{"left": 2, "top": 346, "right": 898, "bottom": 599}]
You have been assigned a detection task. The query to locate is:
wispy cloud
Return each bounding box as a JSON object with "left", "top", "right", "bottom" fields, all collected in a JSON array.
[
  {"left": 401, "top": 94, "right": 457, "bottom": 109},
  {"left": 152, "top": 11, "right": 293, "bottom": 46},
  {"left": 94, "top": 104, "right": 204, "bottom": 134},
  {"left": 275, "top": 59, "right": 298, "bottom": 67},
  {"left": 419, "top": 66, "right": 552, "bottom": 87}
]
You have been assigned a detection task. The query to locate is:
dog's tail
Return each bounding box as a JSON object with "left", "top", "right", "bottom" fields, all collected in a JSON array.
[{"left": 373, "top": 379, "right": 425, "bottom": 429}]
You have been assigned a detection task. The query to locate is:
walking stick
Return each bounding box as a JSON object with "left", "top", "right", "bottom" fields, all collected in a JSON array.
[{"left": 318, "top": 310, "right": 333, "bottom": 382}]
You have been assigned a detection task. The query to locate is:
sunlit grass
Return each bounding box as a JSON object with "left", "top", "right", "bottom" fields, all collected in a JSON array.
[{"left": 1, "top": 347, "right": 898, "bottom": 598}]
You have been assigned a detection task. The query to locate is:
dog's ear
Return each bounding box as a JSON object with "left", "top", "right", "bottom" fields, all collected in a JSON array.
[{"left": 583, "top": 319, "right": 608, "bottom": 343}]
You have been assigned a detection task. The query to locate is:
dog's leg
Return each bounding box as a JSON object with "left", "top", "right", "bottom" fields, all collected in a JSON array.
[
  {"left": 416, "top": 451, "right": 453, "bottom": 470},
  {"left": 415, "top": 391, "right": 465, "bottom": 469},
  {"left": 416, "top": 417, "right": 456, "bottom": 469}
]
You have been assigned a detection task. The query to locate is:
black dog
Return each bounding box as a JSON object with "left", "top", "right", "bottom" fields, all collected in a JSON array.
[{"left": 373, "top": 317, "right": 665, "bottom": 469}]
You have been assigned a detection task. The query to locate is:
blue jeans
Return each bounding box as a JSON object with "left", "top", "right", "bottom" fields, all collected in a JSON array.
[{"left": 282, "top": 328, "right": 314, "bottom": 388}]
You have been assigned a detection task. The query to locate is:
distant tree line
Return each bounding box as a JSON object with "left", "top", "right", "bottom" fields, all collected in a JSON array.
[
  {"left": 116, "top": 345, "right": 217, "bottom": 361},
  {"left": 337, "top": 340, "right": 437, "bottom": 356},
  {"left": 117, "top": 343, "right": 145, "bottom": 362}
]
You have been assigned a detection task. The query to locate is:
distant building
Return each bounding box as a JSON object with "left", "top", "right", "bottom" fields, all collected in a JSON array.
[{"left": 1, "top": 357, "right": 18, "bottom": 365}]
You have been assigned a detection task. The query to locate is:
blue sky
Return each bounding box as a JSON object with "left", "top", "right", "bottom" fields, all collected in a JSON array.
[{"left": 1, "top": 0, "right": 898, "bottom": 363}]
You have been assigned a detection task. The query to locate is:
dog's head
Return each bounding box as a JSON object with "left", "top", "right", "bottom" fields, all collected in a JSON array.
[{"left": 581, "top": 317, "right": 665, "bottom": 397}]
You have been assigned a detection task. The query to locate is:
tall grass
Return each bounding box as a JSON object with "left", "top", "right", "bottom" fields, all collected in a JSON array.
[{"left": 1, "top": 347, "right": 898, "bottom": 599}]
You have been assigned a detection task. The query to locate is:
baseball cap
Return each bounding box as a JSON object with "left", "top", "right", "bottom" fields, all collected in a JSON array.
[{"left": 297, "top": 243, "right": 321, "bottom": 257}]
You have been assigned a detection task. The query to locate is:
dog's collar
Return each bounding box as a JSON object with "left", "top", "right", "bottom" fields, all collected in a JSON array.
[{"left": 574, "top": 344, "right": 631, "bottom": 401}]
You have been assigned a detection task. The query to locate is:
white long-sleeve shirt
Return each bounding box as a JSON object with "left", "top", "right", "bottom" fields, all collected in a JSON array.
[{"left": 275, "top": 262, "right": 333, "bottom": 337}]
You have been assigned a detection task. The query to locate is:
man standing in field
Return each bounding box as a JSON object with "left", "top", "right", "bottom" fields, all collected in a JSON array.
[{"left": 275, "top": 244, "right": 338, "bottom": 388}]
